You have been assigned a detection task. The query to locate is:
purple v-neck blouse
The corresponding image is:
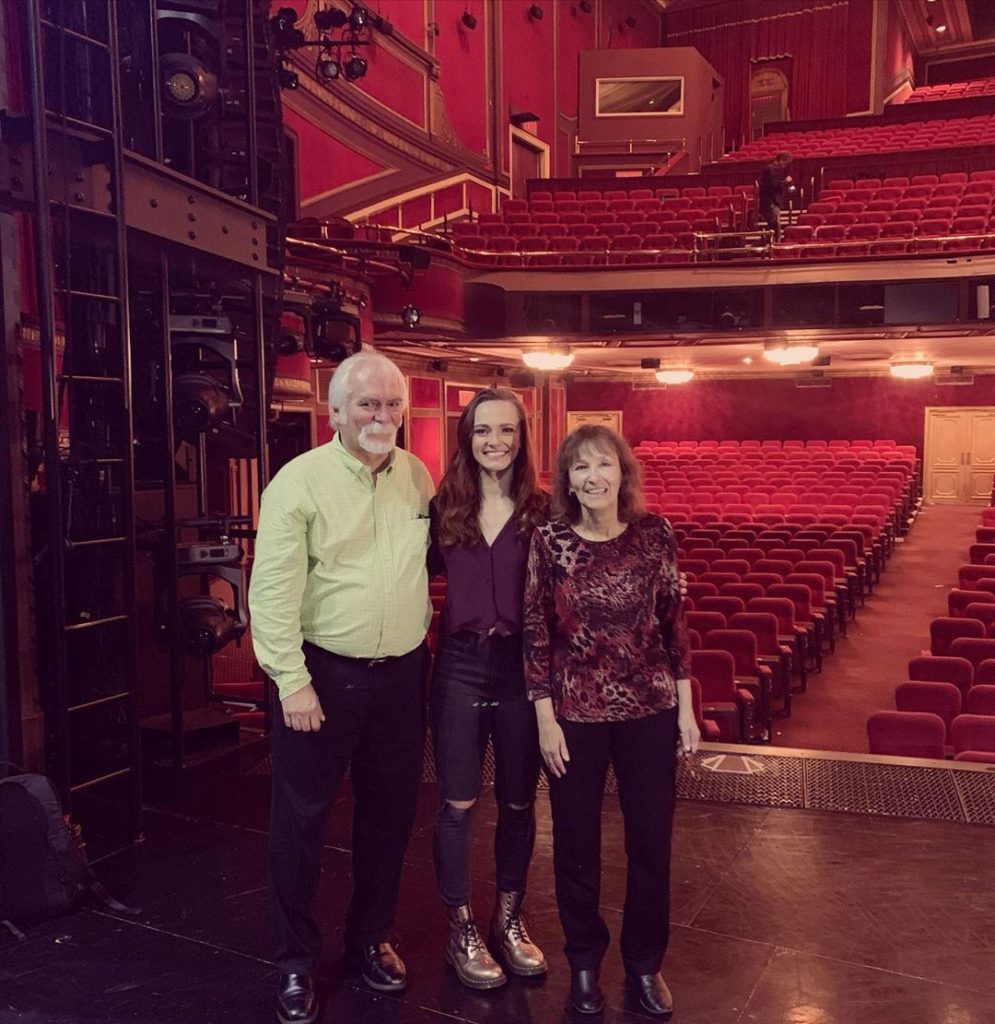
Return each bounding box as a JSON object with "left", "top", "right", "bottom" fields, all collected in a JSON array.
[{"left": 429, "top": 509, "right": 530, "bottom": 638}]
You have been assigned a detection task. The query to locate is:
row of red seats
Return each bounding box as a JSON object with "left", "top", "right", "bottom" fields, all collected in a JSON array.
[
  {"left": 904, "top": 78, "right": 995, "bottom": 103},
  {"left": 866, "top": 507, "right": 995, "bottom": 761},
  {"left": 526, "top": 185, "right": 756, "bottom": 204},
  {"left": 637, "top": 438, "right": 903, "bottom": 449},
  {"left": 774, "top": 222, "right": 995, "bottom": 258},
  {"left": 682, "top": 512, "right": 897, "bottom": 742},
  {"left": 722, "top": 113, "right": 995, "bottom": 162}
]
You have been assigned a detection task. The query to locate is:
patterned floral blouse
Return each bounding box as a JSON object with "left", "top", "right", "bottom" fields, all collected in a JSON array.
[{"left": 523, "top": 515, "right": 690, "bottom": 723}]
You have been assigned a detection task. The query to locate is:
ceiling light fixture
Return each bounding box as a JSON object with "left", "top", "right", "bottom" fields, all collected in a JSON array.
[
  {"left": 763, "top": 341, "right": 820, "bottom": 366},
  {"left": 655, "top": 368, "right": 695, "bottom": 385},
  {"left": 522, "top": 346, "right": 573, "bottom": 371},
  {"left": 935, "top": 22, "right": 948, "bottom": 32},
  {"left": 889, "top": 361, "right": 934, "bottom": 379}
]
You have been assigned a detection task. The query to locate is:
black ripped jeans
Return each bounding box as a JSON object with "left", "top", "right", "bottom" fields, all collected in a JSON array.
[{"left": 431, "top": 631, "right": 541, "bottom": 907}]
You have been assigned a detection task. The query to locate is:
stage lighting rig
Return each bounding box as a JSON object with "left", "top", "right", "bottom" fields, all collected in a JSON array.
[{"left": 271, "top": 4, "right": 378, "bottom": 91}]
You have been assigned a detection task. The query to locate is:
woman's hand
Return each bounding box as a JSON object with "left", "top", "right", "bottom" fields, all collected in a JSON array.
[
  {"left": 534, "top": 697, "right": 570, "bottom": 777},
  {"left": 678, "top": 706, "right": 701, "bottom": 755},
  {"left": 678, "top": 571, "right": 688, "bottom": 598},
  {"left": 675, "top": 678, "right": 700, "bottom": 755}
]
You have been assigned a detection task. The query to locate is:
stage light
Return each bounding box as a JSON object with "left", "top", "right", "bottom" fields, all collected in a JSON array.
[
  {"left": 528, "top": 4, "right": 544, "bottom": 20},
  {"left": 174, "top": 373, "right": 232, "bottom": 433},
  {"left": 314, "top": 7, "right": 348, "bottom": 30},
  {"left": 316, "top": 54, "right": 341, "bottom": 81},
  {"left": 763, "top": 341, "right": 820, "bottom": 366},
  {"left": 277, "top": 67, "right": 300, "bottom": 90},
  {"left": 350, "top": 5, "right": 369, "bottom": 30},
  {"left": 344, "top": 53, "right": 368, "bottom": 80},
  {"left": 160, "top": 54, "right": 219, "bottom": 118},
  {"left": 401, "top": 304, "right": 421, "bottom": 327},
  {"left": 271, "top": 6, "right": 306, "bottom": 49},
  {"left": 522, "top": 346, "right": 573, "bottom": 371},
  {"left": 936, "top": 22, "right": 948, "bottom": 32},
  {"left": 462, "top": 10, "right": 477, "bottom": 29},
  {"left": 579, "top": 0, "right": 593, "bottom": 11},
  {"left": 890, "top": 361, "right": 934, "bottom": 379},
  {"left": 655, "top": 368, "right": 694, "bottom": 385},
  {"left": 178, "top": 597, "right": 244, "bottom": 657}
]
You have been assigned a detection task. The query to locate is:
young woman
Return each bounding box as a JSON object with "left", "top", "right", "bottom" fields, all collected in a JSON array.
[
  {"left": 523, "top": 424, "right": 700, "bottom": 1017},
  {"left": 429, "top": 388, "right": 549, "bottom": 990}
]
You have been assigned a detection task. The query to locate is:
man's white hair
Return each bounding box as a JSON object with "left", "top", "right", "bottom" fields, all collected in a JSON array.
[{"left": 327, "top": 350, "right": 407, "bottom": 415}]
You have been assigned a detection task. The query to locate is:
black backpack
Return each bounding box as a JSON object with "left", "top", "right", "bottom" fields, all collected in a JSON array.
[{"left": 0, "top": 772, "right": 134, "bottom": 936}]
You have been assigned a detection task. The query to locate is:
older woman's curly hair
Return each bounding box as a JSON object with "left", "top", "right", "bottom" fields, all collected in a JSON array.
[{"left": 552, "top": 425, "right": 646, "bottom": 523}]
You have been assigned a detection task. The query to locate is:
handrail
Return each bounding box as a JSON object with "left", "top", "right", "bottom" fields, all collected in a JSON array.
[
  {"left": 575, "top": 136, "right": 687, "bottom": 153},
  {"left": 345, "top": 171, "right": 512, "bottom": 230}
]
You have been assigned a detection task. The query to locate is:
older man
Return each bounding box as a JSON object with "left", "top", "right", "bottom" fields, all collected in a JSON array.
[{"left": 249, "top": 350, "right": 434, "bottom": 1024}]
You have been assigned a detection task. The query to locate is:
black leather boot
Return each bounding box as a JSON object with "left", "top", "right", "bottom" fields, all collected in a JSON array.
[
  {"left": 569, "top": 969, "right": 604, "bottom": 1014},
  {"left": 627, "top": 972, "right": 673, "bottom": 1016}
]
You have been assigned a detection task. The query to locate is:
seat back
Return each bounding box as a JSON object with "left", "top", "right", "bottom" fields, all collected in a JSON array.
[
  {"left": 951, "top": 713, "right": 995, "bottom": 754},
  {"left": 965, "top": 684, "right": 995, "bottom": 715},
  {"left": 867, "top": 711, "right": 945, "bottom": 759},
  {"left": 948, "top": 636, "right": 995, "bottom": 671},
  {"left": 930, "top": 617, "right": 985, "bottom": 657},
  {"left": 894, "top": 681, "right": 961, "bottom": 735},
  {"left": 907, "top": 655, "right": 974, "bottom": 700}
]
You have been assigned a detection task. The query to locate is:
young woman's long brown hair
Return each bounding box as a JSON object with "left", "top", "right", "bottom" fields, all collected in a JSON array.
[{"left": 434, "top": 388, "right": 548, "bottom": 547}]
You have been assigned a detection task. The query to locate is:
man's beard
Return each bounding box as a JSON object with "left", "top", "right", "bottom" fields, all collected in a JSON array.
[{"left": 358, "top": 422, "right": 398, "bottom": 456}]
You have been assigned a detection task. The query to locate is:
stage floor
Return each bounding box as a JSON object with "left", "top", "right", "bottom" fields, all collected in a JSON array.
[{"left": 3, "top": 750, "right": 995, "bottom": 1024}]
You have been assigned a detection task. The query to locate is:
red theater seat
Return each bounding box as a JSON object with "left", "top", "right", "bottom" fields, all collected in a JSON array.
[
  {"left": 867, "top": 711, "right": 945, "bottom": 759},
  {"left": 951, "top": 714, "right": 995, "bottom": 754},
  {"left": 895, "top": 681, "right": 961, "bottom": 738}
]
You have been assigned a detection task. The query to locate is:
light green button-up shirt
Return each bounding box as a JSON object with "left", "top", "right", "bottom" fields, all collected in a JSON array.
[{"left": 248, "top": 433, "right": 434, "bottom": 700}]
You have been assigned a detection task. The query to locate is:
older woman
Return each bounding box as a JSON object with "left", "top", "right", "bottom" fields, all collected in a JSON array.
[
  {"left": 429, "top": 388, "right": 549, "bottom": 989},
  {"left": 523, "top": 424, "right": 699, "bottom": 1017}
]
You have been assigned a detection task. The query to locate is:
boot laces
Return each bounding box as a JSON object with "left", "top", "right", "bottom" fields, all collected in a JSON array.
[{"left": 458, "top": 921, "right": 488, "bottom": 954}]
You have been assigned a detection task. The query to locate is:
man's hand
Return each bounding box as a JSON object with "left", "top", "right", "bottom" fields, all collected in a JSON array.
[{"left": 282, "top": 683, "right": 325, "bottom": 732}]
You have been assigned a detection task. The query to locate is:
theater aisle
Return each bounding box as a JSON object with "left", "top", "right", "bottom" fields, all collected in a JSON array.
[{"left": 771, "top": 502, "right": 982, "bottom": 753}]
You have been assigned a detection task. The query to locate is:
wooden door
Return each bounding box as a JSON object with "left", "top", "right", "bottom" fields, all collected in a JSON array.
[{"left": 924, "top": 407, "right": 995, "bottom": 502}]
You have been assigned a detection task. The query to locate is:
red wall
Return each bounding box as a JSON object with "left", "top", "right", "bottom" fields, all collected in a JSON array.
[
  {"left": 664, "top": 0, "right": 875, "bottom": 148},
  {"left": 567, "top": 375, "right": 995, "bottom": 451},
  {"left": 285, "top": 107, "right": 388, "bottom": 200},
  {"left": 434, "top": 0, "right": 491, "bottom": 158},
  {"left": 884, "top": 5, "right": 915, "bottom": 99},
  {"left": 501, "top": 0, "right": 557, "bottom": 174}
]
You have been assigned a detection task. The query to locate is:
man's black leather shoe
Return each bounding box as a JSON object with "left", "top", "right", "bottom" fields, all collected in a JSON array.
[
  {"left": 276, "top": 973, "right": 318, "bottom": 1024},
  {"left": 626, "top": 972, "right": 673, "bottom": 1016},
  {"left": 349, "top": 942, "right": 407, "bottom": 993},
  {"left": 569, "top": 969, "right": 604, "bottom": 1014}
]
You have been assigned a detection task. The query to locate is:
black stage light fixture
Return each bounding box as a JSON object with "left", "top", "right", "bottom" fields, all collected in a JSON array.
[
  {"left": 578, "top": 0, "right": 592, "bottom": 11},
  {"left": 314, "top": 7, "right": 348, "bottom": 30},
  {"left": 401, "top": 304, "right": 422, "bottom": 327},
  {"left": 271, "top": 6, "right": 306, "bottom": 49},
  {"left": 278, "top": 67, "right": 300, "bottom": 89},
  {"left": 529, "top": 4, "right": 544, "bottom": 20},
  {"left": 174, "top": 373, "right": 232, "bottom": 434},
  {"left": 428, "top": 358, "right": 449, "bottom": 371},
  {"left": 316, "top": 54, "right": 341, "bottom": 81},
  {"left": 640, "top": 357, "right": 661, "bottom": 369},
  {"left": 372, "top": 14, "right": 394, "bottom": 35},
  {"left": 344, "top": 52, "right": 368, "bottom": 80},
  {"left": 462, "top": 10, "right": 477, "bottom": 29},
  {"left": 160, "top": 53, "right": 219, "bottom": 119},
  {"left": 350, "top": 5, "right": 369, "bottom": 30}
]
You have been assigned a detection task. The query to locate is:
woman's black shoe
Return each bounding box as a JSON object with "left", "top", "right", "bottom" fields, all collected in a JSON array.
[
  {"left": 276, "top": 973, "right": 318, "bottom": 1024},
  {"left": 569, "top": 969, "right": 604, "bottom": 1014},
  {"left": 626, "top": 972, "right": 673, "bottom": 1016}
]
